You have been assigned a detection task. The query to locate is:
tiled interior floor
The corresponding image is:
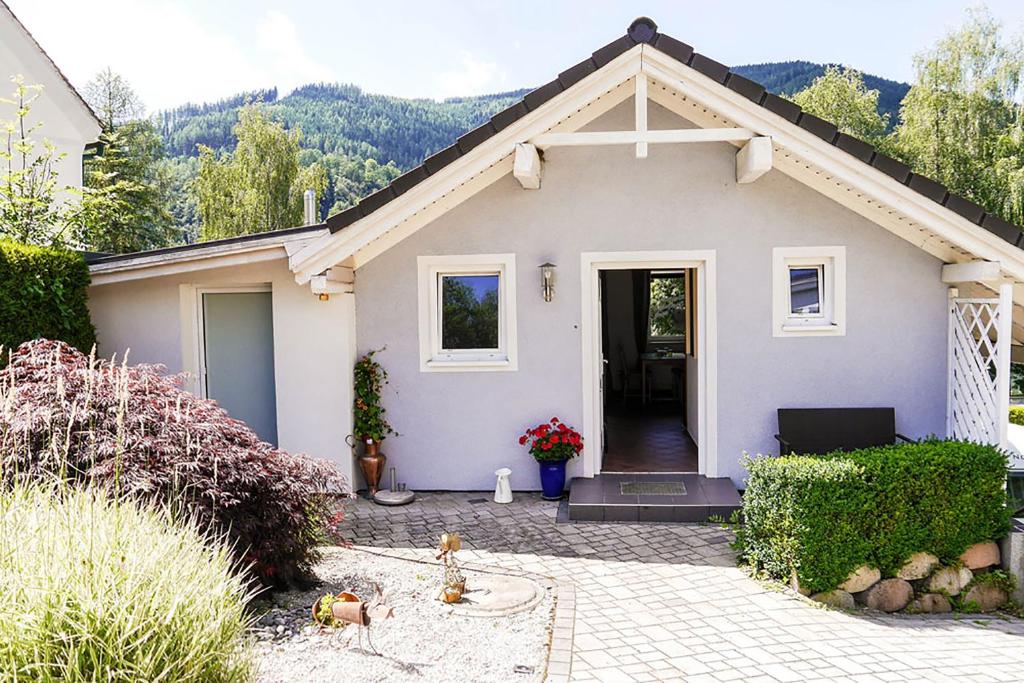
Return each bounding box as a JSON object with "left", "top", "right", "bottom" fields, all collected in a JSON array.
[{"left": 601, "top": 401, "right": 698, "bottom": 472}]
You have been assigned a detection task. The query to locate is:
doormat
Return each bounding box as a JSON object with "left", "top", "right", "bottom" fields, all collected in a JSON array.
[{"left": 621, "top": 481, "right": 686, "bottom": 496}]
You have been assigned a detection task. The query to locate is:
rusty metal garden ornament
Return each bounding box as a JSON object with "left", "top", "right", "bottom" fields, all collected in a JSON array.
[
  {"left": 311, "top": 582, "right": 393, "bottom": 655},
  {"left": 436, "top": 532, "right": 465, "bottom": 603}
]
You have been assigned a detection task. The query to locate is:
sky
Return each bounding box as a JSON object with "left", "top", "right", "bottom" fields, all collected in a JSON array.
[{"left": 8, "top": 0, "right": 1024, "bottom": 114}]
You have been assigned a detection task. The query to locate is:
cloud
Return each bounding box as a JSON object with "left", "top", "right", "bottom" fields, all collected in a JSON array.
[
  {"left": 255, "top": 10, "right": 334, "bottom": 95},
  {"left": 435, "top": 51, "right": 507, "bottom": 99}
]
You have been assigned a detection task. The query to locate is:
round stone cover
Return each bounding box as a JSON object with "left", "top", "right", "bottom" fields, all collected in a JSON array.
[
  {"left": 372, "top": 490, "right": 415, "bottom": 506},
  {"left": 450, "top": 575, "right": 544, "bottom": 617}
]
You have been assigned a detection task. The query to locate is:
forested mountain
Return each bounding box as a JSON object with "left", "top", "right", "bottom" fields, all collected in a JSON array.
[{"left": 154, "top": 61, "right": 907, "bottom": 230}]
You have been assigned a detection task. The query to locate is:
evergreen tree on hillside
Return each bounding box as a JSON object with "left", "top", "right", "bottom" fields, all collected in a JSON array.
[{"left": 194, "top": 104, "right": 326, "bottom": 240}]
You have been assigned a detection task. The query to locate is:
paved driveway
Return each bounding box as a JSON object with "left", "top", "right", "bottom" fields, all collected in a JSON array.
[{"left": 339, "top": 492, "right": 1024, "bottom": 682}]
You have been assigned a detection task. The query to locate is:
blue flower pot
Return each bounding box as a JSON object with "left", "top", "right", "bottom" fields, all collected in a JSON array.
[{"left": 538, "top": 459, "right": 568, "bottom": 500}]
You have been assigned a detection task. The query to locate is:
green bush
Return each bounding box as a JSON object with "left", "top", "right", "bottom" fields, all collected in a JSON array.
[
  {"left": 0, "top": 483, "right": 255, "bottom": 682},
  {"left": 1010, "top": 406, "right": 1024, "bottom": 426},
  {"left": 0, "top": 240, "right": 95, "bottom": 354},
  {"left": 742, "top": 440, "right": 1011, "bottom": 594}
]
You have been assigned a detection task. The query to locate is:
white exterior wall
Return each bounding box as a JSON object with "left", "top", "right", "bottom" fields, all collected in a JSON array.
[
  {"left": 0, "top": 7, "right": 99, "bottom": 190},
  {"left": 88, "top": 259, "right": 357, "bottom": 484},
  {"left": 355, "top": 100, "right": 948, "bottom": 490}
]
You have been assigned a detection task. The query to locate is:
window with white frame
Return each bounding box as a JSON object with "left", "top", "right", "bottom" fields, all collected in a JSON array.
[
  {"left": 772, "top": 246, "right": 846, "bottom": 337},
  {"left": 417, "top": 254, "right": 517, "bottom": 371}
]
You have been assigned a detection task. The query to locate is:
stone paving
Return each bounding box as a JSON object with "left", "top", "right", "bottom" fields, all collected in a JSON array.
[{"left": 338, "top": 492, "right": 1024, "bottom": 682}]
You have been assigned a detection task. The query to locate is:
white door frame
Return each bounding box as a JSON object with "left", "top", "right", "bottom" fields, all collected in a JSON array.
[
  {"left": 580, "top": 250, "right": 718, "bottom": 478},
  {"left": 191, "top": 284, "right": 273, "bottom": 399}
]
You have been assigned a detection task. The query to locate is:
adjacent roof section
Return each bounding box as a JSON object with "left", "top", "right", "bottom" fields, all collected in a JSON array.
[
  {"left": 0, "top": 1, "right": 102, "bottom": 132},
  {"left": 325, "top": 16, "right": 1024, "bottom": 251}
]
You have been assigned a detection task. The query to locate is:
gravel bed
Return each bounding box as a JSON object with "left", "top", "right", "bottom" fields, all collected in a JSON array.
[{"left": 253, "top": 547, "right": 554, "bottom": 682}]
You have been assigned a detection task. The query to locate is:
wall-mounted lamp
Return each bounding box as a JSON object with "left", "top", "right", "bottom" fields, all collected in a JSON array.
[
  {"left": 539, "top": 262, "right": 556, "bottom": 302},
  {"left": 317, "top": 292, "right": 330, "bottom": 301}
]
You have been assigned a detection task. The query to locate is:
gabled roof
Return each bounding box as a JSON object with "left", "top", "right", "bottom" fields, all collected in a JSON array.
[
  {"left": 0, "top": 1, "right": 102, "bottom": 134},
  {"left": 323, "top": 16, "right": 1024, "bottom": 251}
]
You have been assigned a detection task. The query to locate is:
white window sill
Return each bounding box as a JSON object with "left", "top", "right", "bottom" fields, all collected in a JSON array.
[
  {"left": 778, "top": 322, "right": 844, "bottom": 337},
  {"left": 422, "top": 358, "right": 517, "bottom": 373}
]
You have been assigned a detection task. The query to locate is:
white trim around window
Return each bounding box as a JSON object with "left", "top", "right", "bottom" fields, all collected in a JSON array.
[
  {"left": 417, "top": 254, "right": 518, "bottom": 372},
  {"left": 772, "top": 246, "right": 846, "bottom": 337}
]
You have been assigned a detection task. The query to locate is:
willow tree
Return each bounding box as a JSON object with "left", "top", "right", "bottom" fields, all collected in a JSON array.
[
  {"left": 791, "top": 66, "right": 890, "bottom": 145},
  {"left": 194, "top": 104, "right": 326, "bottom": 240},
  {"left": 893, "top": 7, "right": 1024, "bottom": 225}
]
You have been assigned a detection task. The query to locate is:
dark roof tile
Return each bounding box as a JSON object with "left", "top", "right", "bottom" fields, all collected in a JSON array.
[
  {"left": 592, "top": 35, "right": 636, "bottom": 68},
  {"left": 651, "top": 34, "right": 693, "bottom": 63},
  {"left": 390, "top": 166, "right": 429, "bottom": 196},
  {"left": 490, "top": 101, "right": 529, "bottom": 132},
  {"left": 558, "top": 58, "right": 598, "bottom": 89},
  {"left": 761, "top": 93, "right": 801, "bottom": 123},
  {"left": 627, "top": 17, "right": 659, "bottom": 43},
  {"left": 689, "top": 53, "right": 729, "bottom": 83},
  {"left": 523, "top": 79, "right": 563, "bottom": 111},
  {"left": 981, "top": 213, "right": 1022, "bottom": 243},
  {"left": 797, "top": 113, "right": 838, "bottom": 143},
  {"left": 724, "top": 73, "right": 765, "bottom": 104},
  {"left": 907, "top": 174, "right": 948, "bottom": 204},
  {"left": 423, "top": 144, "right": 462, "bottom": 175},
  {"left": 870, "top": 152, "right": 912, "bottom": 184},
  {"left": 835, "top": 133, "right": 875, "bottom": 163},
  {"left": 327, "top": 206, "right": 361, "bottom": 233},
  {"left": 457, "top": 121, "right": 497, "bottom": 154},
  {"left": 357, "top": 186, "right": 397, "bottom": 217},
  {"left": 944, "top": 194, "right": 986, "bottom": 224}
]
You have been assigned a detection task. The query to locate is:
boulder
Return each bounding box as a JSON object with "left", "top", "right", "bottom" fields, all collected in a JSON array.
[
  {"left": 810, "top": 590, "right": 856, "bottom": 610},
  {"left": 855, "top": 578, "right": 914, "bottom": 612},
  {"left": 896, "top": 552, "right": 940, "bottom": 581},
  {"left": 925, "top": 566, "right": 973, "bottom": 596},
  {"left": 908, "top": 593, "right": 952, "bottom": 614},
  {"left": 839, "top": 565, "right": 881, "bottom": 593},
  {"left": 962, "top": 583, "right": 1009, "bottom": 612},
  {"left": 959, "top": 542, "right": 1000, "bottom": 570}
]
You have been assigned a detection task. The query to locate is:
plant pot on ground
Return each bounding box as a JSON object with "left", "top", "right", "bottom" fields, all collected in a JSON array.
[
  {"left": 352, "top": 349, "right": 397, "bottom": 496},
  {"left": 519, "top": 417, "right": 583, "bottom": 500}
]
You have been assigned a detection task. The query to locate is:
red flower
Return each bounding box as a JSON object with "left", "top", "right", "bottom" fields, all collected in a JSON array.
[
  {"left": 551, "top": 435, "right": 559, "bottom": 444},
  {"left": 551, "top": 417, "right": 560, "bottom": 424},
  {"left": 542, "top": 442, "right": 552, "bottom": 450},
  {"left": 518, "top": 435, "right": 528, "bottom": 445},
  {"left": 558, "top": 423, "right": 569, "bottom": 433}
]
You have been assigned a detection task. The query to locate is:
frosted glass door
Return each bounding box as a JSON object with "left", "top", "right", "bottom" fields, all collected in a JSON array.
[{"left": 202, "top": 291, "right": 278, "bottom": 445}]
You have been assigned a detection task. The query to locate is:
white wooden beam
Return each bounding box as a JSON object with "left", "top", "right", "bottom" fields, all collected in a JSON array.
[
  {"left": 635, "top": 75, "right": 648, "bottom": 159},
  {"left": 326, "top": 266, "right": 354, "bottom": 284},
  {"left": 310, "top": 274, "right": 353, "bottom": 296},
  {"left": 736, "top": 136, "right": 773, "bottom": 184},
  {"left": 513, "top": 142, "right": 542, "bottom": 189},
  {"left": 531, "top": 127, "right": 754, "bottom": 149},
  {"left": 941, "top": 260, "right": 1002, "bottom": 284}
]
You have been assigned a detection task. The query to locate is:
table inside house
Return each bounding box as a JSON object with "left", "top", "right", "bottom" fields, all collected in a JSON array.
[{"left": 640, "top": 352, "right": 686, "bottom": 404}]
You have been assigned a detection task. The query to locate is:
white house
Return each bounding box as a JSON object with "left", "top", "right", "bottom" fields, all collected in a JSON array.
[
  {"left": 86, "top": 19, "right": 1024, "bottom": 516},
  {"left": 0, "top": 1, "right": 101, "bottom": 189}
]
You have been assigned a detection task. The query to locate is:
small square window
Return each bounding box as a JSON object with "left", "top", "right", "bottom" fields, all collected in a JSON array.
[
  {"left": 418, "top": 254, "right": 518, "bottom": 371},
  {"left": 773, "top": 247, "right": 846, "bottom": 337}
]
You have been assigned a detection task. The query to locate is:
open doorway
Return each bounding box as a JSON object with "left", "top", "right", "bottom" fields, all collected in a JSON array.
[{"left": 599, "top": 268, "right": 697, "bottom": 472}]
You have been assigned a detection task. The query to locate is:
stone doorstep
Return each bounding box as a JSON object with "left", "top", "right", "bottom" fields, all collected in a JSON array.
[
  {"left": 567, "top": 473, "right": 741, "bottom": 523},
  {"left": 350, "top": 545, "right": 576, "bottom": 683}
]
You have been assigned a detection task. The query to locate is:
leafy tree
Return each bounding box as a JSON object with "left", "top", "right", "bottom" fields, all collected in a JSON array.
[
  {"left": 892, "top": 7, "right": 1024, "bottom": 225},
  {"left": 441, "top": 277, "right": 499, "bottom": 349},
  {"left": 193, "top": 104, "right": 326, "bottom": 240},
  {"left": 76, "top": 70, "right": 177, "bottom": 254},
  {"left": 791, "top": 66, "right": 889, "bottom": 144},
  {"left": 649, "top": 275, "right": 685, "bottom": 338},
  {"left": 0, "top": 77, "right": 69, "bottom": 245}
]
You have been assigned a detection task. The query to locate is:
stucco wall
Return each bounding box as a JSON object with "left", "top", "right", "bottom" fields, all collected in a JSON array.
[
  {"left": 356, "top": 99, "right": 947, "bottom": 490},
  {"left": 88, "top": 258, "right": 357, "bottom": 484}
]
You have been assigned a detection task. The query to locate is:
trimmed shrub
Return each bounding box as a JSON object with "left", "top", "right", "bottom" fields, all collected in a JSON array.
[
  {"left": 1010, "top": 405, "right": 1024, "bottom": 426},
  {"left": 0, "top": 240, "right": 95, "bottom": 354},
  {"left": 0, "top": 483, "right": 254, "bottom": 682},
  {"left": 0, "top": 339, "right": 347, "bottom": 587},
  {"left": 742, "top": 441, "right": 1011, "bottom": 594}
]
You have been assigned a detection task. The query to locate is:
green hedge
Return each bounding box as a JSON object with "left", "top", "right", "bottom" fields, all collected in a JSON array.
[
  {"left": 0, "top": 240, "right": 95, "bottom": 354},
  {"left": 742, "top": 441, "right": 1011, "bottom": 594},
  {"left": 1010, "top": 406, "right": 1024, "bottom": 426}
]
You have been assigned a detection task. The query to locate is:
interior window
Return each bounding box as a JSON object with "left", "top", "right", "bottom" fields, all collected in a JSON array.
[
  {"left": 648, "top": 272, "right": 686, "bottom": 340},
  {"left": 440, "top": 273, "right": 500, "bottom": 350},
  {"left": 788, "top": 266, "right": 823, "bottom": 316}
]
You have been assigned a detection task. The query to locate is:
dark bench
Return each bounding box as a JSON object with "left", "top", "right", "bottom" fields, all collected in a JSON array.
[{"left": 775, "top": 407, "right": 914, "bottom": 456}]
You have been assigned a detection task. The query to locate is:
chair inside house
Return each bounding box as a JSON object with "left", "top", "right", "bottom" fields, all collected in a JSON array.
[
  {"left": 600, "top": 269, "right": 697, "bottom": 472},
  {"left": 774, "top": 407, "right": 914, "bottom": 456}
]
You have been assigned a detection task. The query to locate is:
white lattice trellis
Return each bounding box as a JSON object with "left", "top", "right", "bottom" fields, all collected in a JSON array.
[{"left": 948, "top": 287, "right": 1013, "bottom": 446}]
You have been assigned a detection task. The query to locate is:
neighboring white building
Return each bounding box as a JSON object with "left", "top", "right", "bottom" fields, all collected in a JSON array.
[
  {"left": 85, "top": 19, "right": 1024, "bottom": 511},
  {"left": 0, "top": 1, "right": 101, "bottom": 189}
]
